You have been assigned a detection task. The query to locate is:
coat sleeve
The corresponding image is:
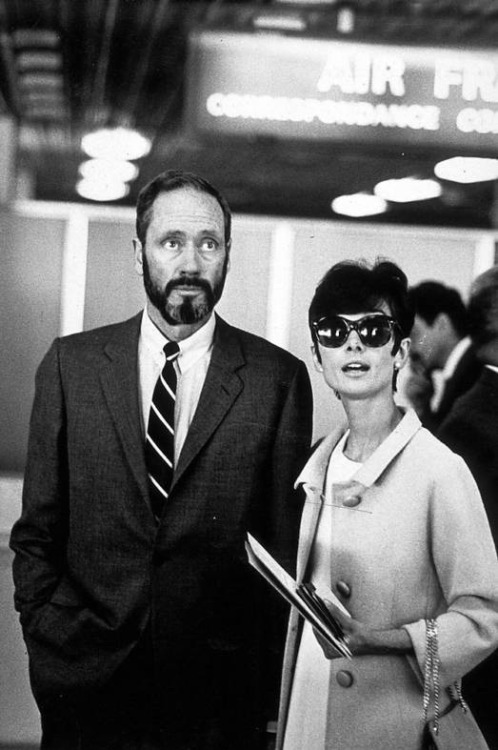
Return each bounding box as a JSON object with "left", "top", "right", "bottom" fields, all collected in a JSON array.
[
  {"left": 9, "top": 339, "right": 68, "bottom": 628},
  {"left": 403, "top": 453, "right": 498, "bottom": 686}
]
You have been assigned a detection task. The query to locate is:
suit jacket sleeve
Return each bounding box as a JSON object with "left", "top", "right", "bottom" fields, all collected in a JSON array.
[
  {"left": 10, "top": 339, "right": 68, "bottom": 628},
  {"left": 254, "top": 357, "right": 312, "bottom": 721},
  {"left": 266, "top": 359, "right": 312, "bottom": 574}
]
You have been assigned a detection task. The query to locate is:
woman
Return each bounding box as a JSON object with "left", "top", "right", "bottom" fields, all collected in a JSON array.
[{"left": 277, "top": 260, "right": 498, "bottom": 750}]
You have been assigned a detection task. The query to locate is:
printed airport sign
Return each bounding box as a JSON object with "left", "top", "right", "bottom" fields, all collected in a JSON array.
[{"left": 186, "top": 30, "right": 498, "bottom": 150}]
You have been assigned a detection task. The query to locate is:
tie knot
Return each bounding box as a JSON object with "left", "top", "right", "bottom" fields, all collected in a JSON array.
[{"left": 163, "top": 341, "right": 180, "bottom": 363}]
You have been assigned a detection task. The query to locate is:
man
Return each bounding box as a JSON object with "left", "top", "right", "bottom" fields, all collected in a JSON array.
[
  {"left": 10, "top": 170, "right": 313, "bottom": 750},
  {"left": 438, "top": 265, "right": 498, "bottom": 748},
  {"left": 406, "top": 280, "right": 481, "bottom": 431}
]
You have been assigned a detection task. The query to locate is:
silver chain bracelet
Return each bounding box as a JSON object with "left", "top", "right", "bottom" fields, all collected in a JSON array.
[
  {"left": 423, "top": 617, "right": 470, "bottom": 738},
  {"left": 423, "top": 618, "right": 441, "bottom": 734}
]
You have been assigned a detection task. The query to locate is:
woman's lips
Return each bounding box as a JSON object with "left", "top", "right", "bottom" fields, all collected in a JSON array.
[{"left": 342, "top": 362, "right": 369, "bottom": 373}]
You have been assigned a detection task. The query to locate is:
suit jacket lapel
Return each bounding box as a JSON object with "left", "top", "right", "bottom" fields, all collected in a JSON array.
[
  {"left": 99, "top": 314, "right": 150, "bottom": 505},
  {"left": 172, "top": 316, "right": 245, "bottom": 490}
]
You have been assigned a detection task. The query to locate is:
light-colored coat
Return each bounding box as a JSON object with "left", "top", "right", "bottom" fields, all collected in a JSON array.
[{"left": 277, "top": 409, "right": 498, "bottom": 750}]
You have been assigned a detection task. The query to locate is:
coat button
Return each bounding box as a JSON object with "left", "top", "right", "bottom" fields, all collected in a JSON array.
[
  {"left": 336, "top": 580, "right": 351, "bottom": 599},
  {"left": 336, "top": 670, "right": 354, "bottom": 688},
  {"left": 343, "top": 495, "right": 361, "bottom": 507}
]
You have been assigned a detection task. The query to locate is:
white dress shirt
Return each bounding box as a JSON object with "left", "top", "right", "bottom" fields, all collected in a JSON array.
[{"left": 138, "top": 310, "right": 216, "bottom": 463}]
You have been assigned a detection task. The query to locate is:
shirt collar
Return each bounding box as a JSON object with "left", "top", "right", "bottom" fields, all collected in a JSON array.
[
  {"left": 140, "top": 309, "right": 216, "bottom": 374},
  {"left": 177, "top": 313, "right": 216, "bottom": 374},
  {"left": 441, "top": 337, "right": 471, "bottom": 380}
]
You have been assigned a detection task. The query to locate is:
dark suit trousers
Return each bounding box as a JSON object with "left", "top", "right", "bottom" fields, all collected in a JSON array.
[
  {"left": 38, "top": 627, "right": 267, "bottom": 750},
  {"left": 39, "top": 631, "right": 164, "bottom": 750}
]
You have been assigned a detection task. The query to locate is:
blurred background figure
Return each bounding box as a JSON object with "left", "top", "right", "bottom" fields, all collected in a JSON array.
[
  {"left": 438, "top": 264, "right": 498, "bottom": 749},
  {"left": 406, "top": 281, "right": 481, "bottom": 431},
  {"left": 439, "top": 265, "right": 498, "bottom": 535}
]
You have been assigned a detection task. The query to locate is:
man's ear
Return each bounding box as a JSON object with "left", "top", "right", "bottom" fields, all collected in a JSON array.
[
  {"left": 434, "top": 312, "right": 451, "bottom": 334},
  {"left": 133, "top": 238, "right": 144, "bottom": 277}
]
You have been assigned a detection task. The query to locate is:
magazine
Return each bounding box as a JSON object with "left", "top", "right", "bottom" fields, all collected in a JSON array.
[{"left": 245, "top": 533, "right": 352, "bottom": 659}]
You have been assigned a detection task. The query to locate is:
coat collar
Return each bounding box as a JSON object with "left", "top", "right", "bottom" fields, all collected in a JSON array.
[
  {"left": 296, "top": 407, "right": 422, "bottom": 493},
  {"left": 294, "top": 408, "right": 422, "bottom": 581}
]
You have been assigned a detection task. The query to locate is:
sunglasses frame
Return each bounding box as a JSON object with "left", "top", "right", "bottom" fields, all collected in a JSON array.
[{"left": 312, "top": 314, "right": 400, "bottom": 349}]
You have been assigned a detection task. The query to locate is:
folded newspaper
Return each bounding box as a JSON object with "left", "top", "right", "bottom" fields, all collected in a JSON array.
[{"left": 245, "top": 533, "right": 352, "bottom": 659}]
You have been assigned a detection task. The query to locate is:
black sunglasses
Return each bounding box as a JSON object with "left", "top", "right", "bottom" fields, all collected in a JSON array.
[{"left": 313, "top": 314, "right": 400, "bottom": 349}]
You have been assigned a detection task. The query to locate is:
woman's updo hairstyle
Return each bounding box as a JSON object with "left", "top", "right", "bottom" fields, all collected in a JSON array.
[{"left": 309, "top": 259, "right": 414, "bottom": 355}]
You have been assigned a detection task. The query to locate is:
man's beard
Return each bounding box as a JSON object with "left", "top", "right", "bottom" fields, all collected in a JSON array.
[{"left": 142, "top": 253, "right": 227, "bottom": 326}]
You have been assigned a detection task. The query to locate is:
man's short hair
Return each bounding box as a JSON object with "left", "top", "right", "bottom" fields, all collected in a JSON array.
[
  {"left": 135, "top": 169, "right": 232, "bottom": 247},
  {"left": 468, "top": 266, "right": 498, "bottom": 348},
  {"left": 407, "top": 281, "right": 468, "bottom": 338}
]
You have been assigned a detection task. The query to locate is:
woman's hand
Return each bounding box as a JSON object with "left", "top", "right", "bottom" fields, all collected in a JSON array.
[
  {"left": 313, "top": 600, "right": 370, "bottom": 659},
  {"left": 313, "top": 599, "right": 413, "bottom": 659}
]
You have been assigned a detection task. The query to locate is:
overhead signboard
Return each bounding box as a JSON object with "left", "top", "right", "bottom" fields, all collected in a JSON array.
[{"left": 186, "top": 30, "right": 498, "bottom": 151}]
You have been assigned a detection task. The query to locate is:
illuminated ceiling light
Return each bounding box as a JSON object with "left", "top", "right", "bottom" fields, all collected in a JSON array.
[
  {"left": 16, "top": 51, "right": 61, "bottom": 71},
  {"left": 434, "top": 157, "right": 498, "bottom": 184},
  {"left": 374, "top": 177, "right": 442, "bottom": 203},
  {"left": 337, "top": 7, "right": 355, "bottom": 34},
  {"left": 79, "top": 158, "right": 139, "bottom": 183},
  {"left": 81, "top": 127, "right": 151, "bottom": 161},
  {"left": 252, "top": 14, "right": 306, "bottom": 31},
  {"left": 76, "top": 178, "right": 129, "bottom": 202},
  {"left": 331, "top": 193, "right": 388, "bottom": 218},
  {"left": 13, "top": 29, "right": 60, "bottom": 48}
]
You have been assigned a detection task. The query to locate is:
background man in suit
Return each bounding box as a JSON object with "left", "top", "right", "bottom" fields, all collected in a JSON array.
[
  {"left": 405, "top": 280, "right": 481, "bottom": 431},
  {"left": 10, "top": 170, "right": 313, "bottom": 750},
  {"left": 438, "top": 264, "right": 498, "bottom": 748}
]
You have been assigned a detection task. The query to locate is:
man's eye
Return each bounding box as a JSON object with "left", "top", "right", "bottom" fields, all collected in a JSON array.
[
  {"left": 201, "top": 239, "right": 218, "bottom": 252},
  {"left": 163, "top": 239, "right": 179, "bottom": 250}
]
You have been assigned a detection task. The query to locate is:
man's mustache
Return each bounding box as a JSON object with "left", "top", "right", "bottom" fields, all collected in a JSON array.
[{"left": 165, "top": 277, "right": 212, "bottom": 296}]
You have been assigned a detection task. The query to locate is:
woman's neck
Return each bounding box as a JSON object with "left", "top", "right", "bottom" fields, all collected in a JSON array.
[{"left": 341, "top": 398, "right": 402, "bottom": 463}]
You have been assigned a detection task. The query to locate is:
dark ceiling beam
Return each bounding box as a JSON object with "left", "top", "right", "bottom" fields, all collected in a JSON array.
[
  {"left": 89, "top": 0, "right": 120, "bottom": 128},
  {"left": 0, "top": 32, "right": 22, "bottom": 117},
  {"left": 120, "top": 0, "right": 172, "bottom": 133}
]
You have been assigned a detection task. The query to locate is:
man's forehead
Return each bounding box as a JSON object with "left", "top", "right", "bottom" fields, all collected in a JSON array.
[
  {"left": 153, "top": 188, "right": 221, "bottom": 212},
  {"left": 148, "top": 189, "right": 224, "bottom": 231}
]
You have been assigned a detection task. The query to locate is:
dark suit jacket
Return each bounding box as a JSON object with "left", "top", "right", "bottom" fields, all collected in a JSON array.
[
  {"left": 438, "top": 366, "right": 498, "bottom": 542},
  {"left": 422, "top": 344, "right": 481, "bottom": 432},
  {"left": 10, "top": 313, "right": 313, "bottom": 745},
  {"left": 438, "top": 366, "right": 498, "bottom": 748}
]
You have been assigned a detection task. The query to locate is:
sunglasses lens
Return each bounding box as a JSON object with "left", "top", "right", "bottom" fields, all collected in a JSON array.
[
  {"left": 358, "top": 318, "right": 393, "bottom": 347},
  {"left": 315, "top": 319, "right": 349, "bottom": 347}
]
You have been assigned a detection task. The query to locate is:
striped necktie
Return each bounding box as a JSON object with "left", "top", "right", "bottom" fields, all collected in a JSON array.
[{"left": 145, "top": 341, "right": 180, "bottom": 516}]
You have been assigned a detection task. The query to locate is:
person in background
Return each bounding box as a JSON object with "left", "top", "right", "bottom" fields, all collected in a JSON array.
[
  {"left": 277, "top": 260, "right": 498, "bottom": 750},
  {"left": 10, "top": 169, "right": 313, "bottom": 750},
  {"left": 406, "top": 280, "right": 481, "bottom": 431},
  {"left": 438, "top": 264, "right": 498, "bottom": 748}
]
